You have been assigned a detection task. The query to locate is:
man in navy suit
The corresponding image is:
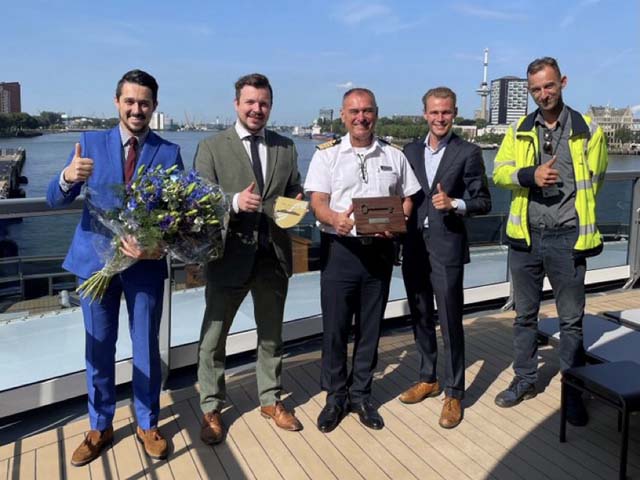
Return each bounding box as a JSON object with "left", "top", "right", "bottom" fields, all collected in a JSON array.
[
  {"left": 399, "top": 87, "right": 491, "bottom": 429},
  {"left": 47, "top": 69, "right": 183, "bottom": 466}
]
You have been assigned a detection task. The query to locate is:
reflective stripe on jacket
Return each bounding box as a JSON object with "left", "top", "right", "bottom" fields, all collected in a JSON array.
[{"left": 492, "top": 107, "right": 608, "bottom": 257}]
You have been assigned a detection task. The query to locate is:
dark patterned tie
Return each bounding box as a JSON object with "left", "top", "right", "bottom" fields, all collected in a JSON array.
[
  {"left": 124, "top": 137, "right": 138, "bottom": 184},
  {"left": 248, "top": 135, "right": 271, "bottom": 251},
  {"left": 249, "top": 135, "right": 264, "bottom": 193}
]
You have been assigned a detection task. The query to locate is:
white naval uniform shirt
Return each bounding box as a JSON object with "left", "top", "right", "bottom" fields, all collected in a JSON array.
[{"left": 304, "top": 134, "right": 421, "bottom": 237}]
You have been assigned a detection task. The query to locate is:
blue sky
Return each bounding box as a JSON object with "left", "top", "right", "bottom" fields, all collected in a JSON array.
[{"left": 2, "top": 0, "right": 638, "bottom": 124}]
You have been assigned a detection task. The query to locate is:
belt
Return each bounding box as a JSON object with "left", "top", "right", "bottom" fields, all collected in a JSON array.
[
  {"left": 530, "top": 224, "right": 576, "bottom": 233},
  {"left": 325, "top": 233, "right": 382, "bottom": 246}
]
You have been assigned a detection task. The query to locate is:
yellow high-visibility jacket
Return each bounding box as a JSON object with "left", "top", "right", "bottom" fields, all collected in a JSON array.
[{"left": 493, "top": 107, "right": 608, "bottom": 257}]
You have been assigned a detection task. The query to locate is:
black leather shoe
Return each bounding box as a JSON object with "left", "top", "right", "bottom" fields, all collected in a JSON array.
[
  {"left": 566, "top": 393, "right": 589, "bottom": 427},
  {"left": 495, "top": 377, "right": 536, "bottom": 408},
  {"left": 317, "top": 404, "right": 344, "bottom": 433},
  {"left": 350, "top": 400, "right": 384, "bottom": 430}
]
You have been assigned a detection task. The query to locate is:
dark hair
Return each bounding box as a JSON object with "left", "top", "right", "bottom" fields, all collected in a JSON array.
[
  {"left": 527, "top": 57, "right": 562, "bottom": 78},
  {"left": 342, "top": 88, "right": 377, "bottom": 107},
  {"left": 116, "top": 69, "right": 159, "bottom": 104},
  {"left": 422, "top": 87, "right": 457, "bottom": 111},
  {"left": 235, "top": 73, "right": 273, "bottom": 104}
]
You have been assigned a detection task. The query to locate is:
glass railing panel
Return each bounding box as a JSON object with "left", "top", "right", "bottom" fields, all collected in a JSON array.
[
  {"left": 590, "top": 178, "right": 632, "bottom": 270},
  {"left": 3, "top": 132, "right": 638, "bottom": 380},
  {"left": 0, "top": 208, "right": 139, "bottom": 391},
  {"left": 0, "top": 212, "right": 79, "bottom": 316}
]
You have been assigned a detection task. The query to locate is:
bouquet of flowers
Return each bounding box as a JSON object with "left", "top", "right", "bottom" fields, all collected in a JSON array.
[{"left": 77, "top": 165, "right": 229, "bottom": 303}]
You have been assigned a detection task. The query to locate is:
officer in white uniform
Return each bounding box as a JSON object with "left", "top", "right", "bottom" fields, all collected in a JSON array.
[{"left": 305, "top": 87, "right": 421, "bottom": 433}]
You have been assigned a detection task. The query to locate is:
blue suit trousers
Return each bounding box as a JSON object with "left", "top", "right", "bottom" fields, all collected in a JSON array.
[{"left": 79, "top": 271, "right": 164, "bottom": 431}]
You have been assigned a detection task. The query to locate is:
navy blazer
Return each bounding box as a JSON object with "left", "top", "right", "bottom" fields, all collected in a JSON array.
[
  {"left": 403, "top": 133, "right": 491, "bottom": 266},
  {"left": 47, "top": 127, "right": 183, "bottom": 279}
]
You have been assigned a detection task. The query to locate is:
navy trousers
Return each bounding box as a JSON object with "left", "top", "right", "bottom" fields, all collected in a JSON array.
[
  {"left": 319, "top": 233, "right": 394, "bottom": 407},
  {"left": 402, "top": 229, "right": 466, "bottom": 399}
]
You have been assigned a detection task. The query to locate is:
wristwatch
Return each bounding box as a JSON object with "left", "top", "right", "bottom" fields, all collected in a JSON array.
[{"left": 451, "top": 199, "right": 459, "bottom": 211}]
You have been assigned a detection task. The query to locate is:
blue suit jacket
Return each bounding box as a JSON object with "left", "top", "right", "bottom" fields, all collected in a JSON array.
[{"left": 47, "top": 127, "right": 183, "bottom": 280}]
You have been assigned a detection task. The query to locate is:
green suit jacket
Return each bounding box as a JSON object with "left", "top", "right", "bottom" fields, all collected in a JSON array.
[{"left": 194, "top": 127, "right": 303, "bottom": 286}]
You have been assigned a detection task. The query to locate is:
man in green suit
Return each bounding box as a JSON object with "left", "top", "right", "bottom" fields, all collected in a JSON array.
[{"left": 195, "top": 73, "right": 304, "bottom": 443}]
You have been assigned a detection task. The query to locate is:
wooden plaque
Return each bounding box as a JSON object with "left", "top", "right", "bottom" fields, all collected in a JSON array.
[{"left": 352, "top": 196, "right": 406, "bottom": 235}]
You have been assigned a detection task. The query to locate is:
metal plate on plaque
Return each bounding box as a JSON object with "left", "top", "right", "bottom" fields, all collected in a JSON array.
[{"left": 352, "top": 196, "right": 406, "bottom": 235}]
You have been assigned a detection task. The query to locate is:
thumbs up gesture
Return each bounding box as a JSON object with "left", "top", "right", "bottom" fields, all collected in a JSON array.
[
  {"left": 238, "top": 181, "right": 262, "bottom": 212},
  {"left": 63, "top": 143, "right": 94, "bottom": 183},
  {"left": 333, "top": 203, "right": 355, "bottom": 236},
  {"left": 534, "top": 156, "right": 560, "bottom": 187},
  {"left": 432, "top": 182, "right": 454, "bottom": 210}
]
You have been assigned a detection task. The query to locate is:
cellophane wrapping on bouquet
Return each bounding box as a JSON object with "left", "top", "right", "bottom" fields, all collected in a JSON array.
[{"left": 77, "top": 165, "right": 229, "bottom": 303}]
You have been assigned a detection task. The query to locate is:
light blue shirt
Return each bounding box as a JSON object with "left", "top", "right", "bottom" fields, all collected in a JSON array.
[{"left": 423, "top": 132, "right": 466, "bottom": 227}]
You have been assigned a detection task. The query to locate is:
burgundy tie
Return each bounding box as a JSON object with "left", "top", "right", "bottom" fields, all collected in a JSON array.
[{"left": 124, "top": 137, "right": 138, "bottom": 184}]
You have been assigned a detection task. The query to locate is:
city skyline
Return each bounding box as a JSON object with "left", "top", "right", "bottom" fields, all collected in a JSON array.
[{"left": 1, "top": 0, "right": 638, "bottom": 124}]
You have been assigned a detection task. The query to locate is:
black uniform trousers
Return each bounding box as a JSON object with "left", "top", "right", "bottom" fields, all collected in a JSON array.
[
  {"left": 319, "top": 233, "right": 394, "bottom": 408},
  {"left": 402, "top": 229, "right": 466, "bottom": 399}
]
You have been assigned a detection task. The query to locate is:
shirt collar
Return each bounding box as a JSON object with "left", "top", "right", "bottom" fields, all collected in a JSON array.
[
  {"left": 119, "top": 124, "right": 148, "bottom": 147},
  {"left": 534, "top": 104, "right": 569, "bottom": 129},
  {"left": 235, "top": 120, "right": 265, "bottom": 140},
  {"left": 339, "top": 133, "right": 380, "bottom": 155},
  {"left": 425, "top": 131, "right": 452, "bottom": 154}
]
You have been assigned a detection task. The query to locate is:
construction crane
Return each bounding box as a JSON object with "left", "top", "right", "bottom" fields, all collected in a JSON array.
[{"left": 184, "top": 111, "right": 194, "bottom": 130}]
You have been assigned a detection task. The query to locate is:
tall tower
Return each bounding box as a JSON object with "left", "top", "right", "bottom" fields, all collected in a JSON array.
[{"left": 475, "top": 49, "right": 490, "bottom": 121}]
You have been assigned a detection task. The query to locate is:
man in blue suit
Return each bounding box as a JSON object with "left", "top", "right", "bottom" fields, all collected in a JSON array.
[{"left": 47, "top": 69, "right": 183, "bottom": 466}]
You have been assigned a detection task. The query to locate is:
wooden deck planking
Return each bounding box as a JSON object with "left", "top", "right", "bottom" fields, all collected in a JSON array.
[
  {"left": 107, "top": 418, "right": 144, "bottom": 480},
  {"left": 186, "top": 396, "right": 257, "bottom": 480},
  {"left": 281, "top": 367, "right": 364, "bottom": 479},
  {"left": 372, "top": 361, "right": 534, "bottom": 480},
  {"left": 194, "top": 394, "right": 283, "bottom": 480},
  {"left": 6, "top": 450, "right": 35, "bottom": 480},
  {"left": 390, "top": 326, "right": 630, "bottom": 476},
  {"left": 288, "top": 364, "right": 395, "bottom": 479},
  {"left": 236, "top": 382, "right": 338, "bottom": 480},
  {"left": 380, "top": 335, "right": 619, "bottom": 479},
  {"left": 4, "top": 289, "right": 640, "bottom": 479},
  {"left": 225, "top": 385, "right": 310, "bottom": 479}
]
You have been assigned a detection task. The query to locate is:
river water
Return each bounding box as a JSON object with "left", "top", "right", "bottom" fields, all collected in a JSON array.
[{"left": 0, "top": 131, "right": 637, "bottom": 257}]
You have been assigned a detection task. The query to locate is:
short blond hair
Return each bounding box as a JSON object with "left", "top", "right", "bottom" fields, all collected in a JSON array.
[{"left": 422, "top": 87, "right": 457, "bottom": 111}]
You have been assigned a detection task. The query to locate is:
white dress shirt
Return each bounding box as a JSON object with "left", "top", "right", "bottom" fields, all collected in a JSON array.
[{"left": 232, "top": 120, "right": 268, "bottom": 213}]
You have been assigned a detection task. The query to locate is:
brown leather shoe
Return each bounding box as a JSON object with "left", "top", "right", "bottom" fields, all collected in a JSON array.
[
  {"left": 399, "top": 381, "right": 441, "bottom": 404},
  {"left": 439, "top": 397, "right": 463, "bottom": 429},
  {"left": 260, "top": 401, "right": 303, "bottom": 431},
  {"left": 201, "top": 410, "right": 225, "bottom": 445},
  {"left": 136, "top": 426, "right": 168, "bottom": 459},
  {"left": 71, "top": 427, "right": 114, "bottom": 467}
]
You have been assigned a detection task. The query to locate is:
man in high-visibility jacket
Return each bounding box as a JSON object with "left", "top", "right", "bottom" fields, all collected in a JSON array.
[{"left": 492, "top": 57, "right": 608, "bottom": 426}]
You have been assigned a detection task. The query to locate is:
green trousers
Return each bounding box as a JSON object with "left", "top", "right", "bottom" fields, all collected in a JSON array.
[{"left": 197, "top": 253, "right": 288, "bottom": 413}]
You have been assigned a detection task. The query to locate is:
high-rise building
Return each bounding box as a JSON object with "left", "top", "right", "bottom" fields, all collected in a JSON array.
[
  {"left": 489, "top": 77, "right": 527, "bottom": 125},
  {"left": 0, "top": 82, "right": 21, "bottom": 113},
  {"left": 150, "top": 111, "right": 165, "bottom": 130},
  {"left": 318, "top": 108, "right": 333, "bottom": 122}
]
